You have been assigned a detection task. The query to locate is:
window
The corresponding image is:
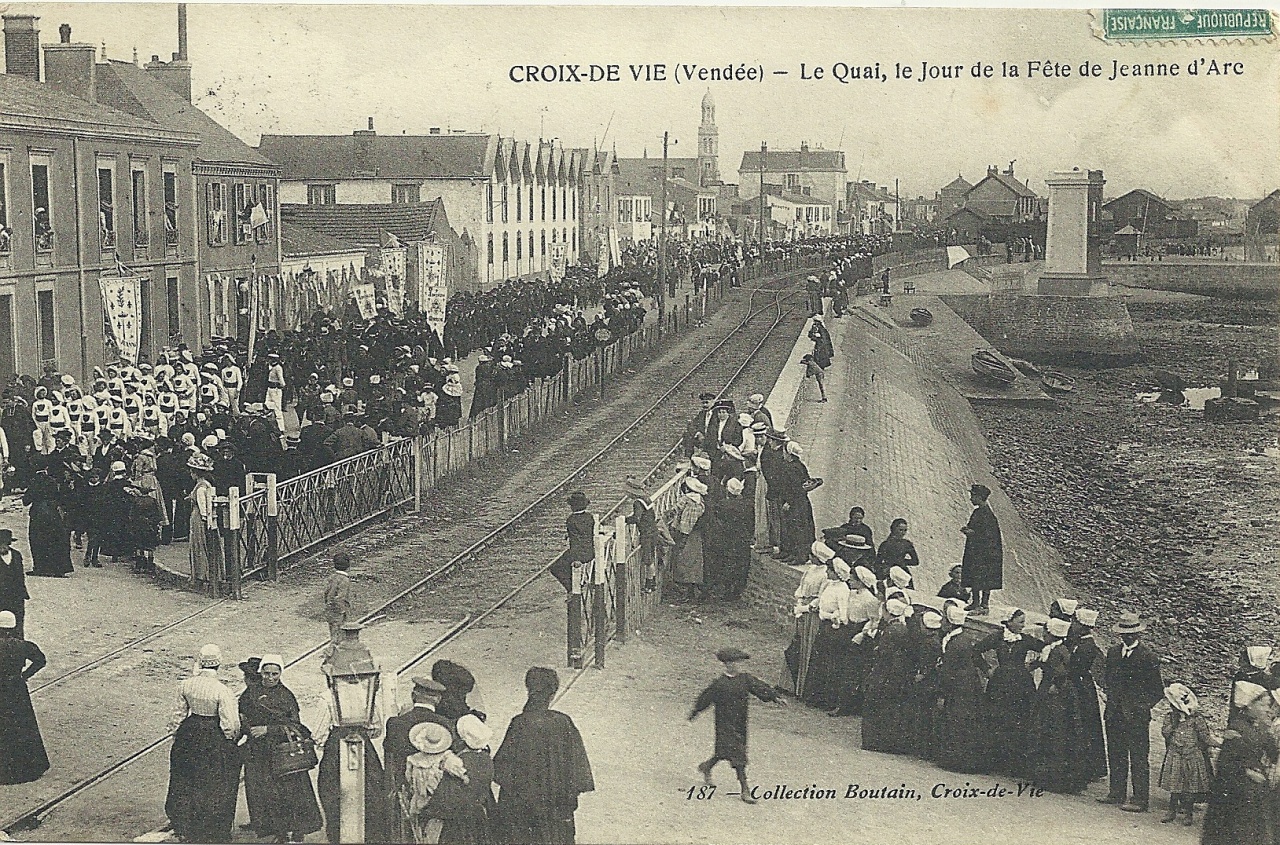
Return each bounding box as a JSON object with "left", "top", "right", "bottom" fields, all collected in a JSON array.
[
  {"left": 31, "top": 159, "right": 52, "bottom": 252},
  {"left": 36, "top": 287, "right": 55, "bottom": 364},
  {"left": 562, "top": 187, "right": 567, "bottom": 220},
  {"left": 392, "top": 183, "right": 419, "bottom": 204},
  {"left": 501, "top": 185, "right": 509, "bottom": 224},
  {"left": 515, "top": 184, "right": 522, "bottom": 222},
  {"left": 486, "top": 183, "right": 494, "bottom": 223},
  {"left": 528, "top": 185, "right": 534, "bottom": 219},
  {"left": 163, "top": 168, "right": 178, "bottom": 247},
  {"left": 501, "top": 231, "right": 509, "bottom": 263},
  {"left": 541, "top": 187, "right": 546, "bottom": 220},
  {"left": 131, "top": 167, "right": 148, "bottom": 248},
  {"left": 0, "top": 293, "right": 13, "bottom": 383},
  {"left": 166, "top": 274, "right": 180, "bottom": 340},
  {"left": 255, "top": 182, "right": 275, "bottom": 244},
  {"left": 515, "top": 231, "right": 522, "bottom": 261},
  {"left": 618, "top": 198, "right": 632, "bottom": 223},
  {"left": 98, "top": 164, "right": 116, "bottom": 250},
  {"left": 206, "top": 181, "right": 228, "bottom": 245},
  {"left": 563, "top": 227, "right": 568, "bottom": 247},
  {"left": 528, "top": 231, "right": 534, "bottom": 263},
  {"left": 551, "top": 229, "right": 557, "bottom": 244},
  {"left": 487, "top": 233, "right": 494, "bottom": 265},
  {"left": 306, "top": 183, "right": 335, "bottom": 205},
  {"left": 823, "top": 207, "right": 830, "bottom": 222},
  {"left": 572, "top": 230, "right": 576, "bottom": 252},
  {"left": 232, "top": 182, "right": 251, "bottom": 245},
  {"left": 785, "top": 173, "right": 800, "bottom": 190},
  {"left": 0, "top": 158, "right": 8, "bottom": 254},
  {"left": 551, "top": 186, "right": 557, "bottom": 222},
  {"left": 540, "top": 231, "right": 546, "bottom": 257}
]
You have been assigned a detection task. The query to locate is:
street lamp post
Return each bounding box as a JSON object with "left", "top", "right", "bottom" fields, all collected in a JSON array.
[
  {"left": 659, "top": 132, "right": 676, "bottom": 301},
  {"left": 323, "top": 623, "right": 382, "bottom": 844}
]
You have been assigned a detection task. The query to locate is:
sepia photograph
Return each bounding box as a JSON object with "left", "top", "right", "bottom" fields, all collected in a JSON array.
[{"left": 0, "top": 3, "right": 1277, "bottom": 843}]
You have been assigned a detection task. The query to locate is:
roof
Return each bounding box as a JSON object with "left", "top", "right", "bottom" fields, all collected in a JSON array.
[
  {"left": 969, "top": 171, "right": 1038, "bottom": 199},
  {"left": 1103, "top": 188, "right": 1173, "bottom": 211},
  {"left": 941, "top": 175, "right": 972, "bottom": 193},
  {"left": 95, "top": 61, "right": 274, "bottom": 168},
  {"left": 280, "top": 201, "right": 451, "bottom": 248},
  {"left": 776, "top": 191, "right": 831, "bottom": 206},
  {"left": 280, "top": 221, "right": 365, "bottom": 258},
  {"left": 739, "top": 148, "right": 845, "bottom": 174},
  {"left": 1249, "top": 189, "right": 1280, "bottom": 211},
  {"left": 942, "top": 206, "right": 990, "bottom": 222},
  {"left": 259, "top": 133, "right": 495, "bottom": 181},
  {"left": 0, "top": 72, "right": 194, "bottom": 142},
  {"left": 1114, "top": 225, "right": 1141, "bottom": 236}
]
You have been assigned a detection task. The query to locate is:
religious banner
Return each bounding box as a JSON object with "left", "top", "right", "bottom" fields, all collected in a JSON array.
[
  {"left": 418, "top": 244, "right": 448, "bottom": 342},
  {"left": 351, "top": 283, "right": 378, "bottom": 320},
  {"left": 549, "top": 243, "right": 568, "bottom": 282},
  {"left": 100, "top": 275, "right": 142, "bottom": 364}
]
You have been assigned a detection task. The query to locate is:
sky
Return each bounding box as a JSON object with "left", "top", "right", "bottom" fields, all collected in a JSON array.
[{"left": 10, "top": 3, "right": 1280, "bottom": 200}]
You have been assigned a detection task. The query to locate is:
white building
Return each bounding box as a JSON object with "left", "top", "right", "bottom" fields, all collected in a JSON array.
[{"left": 260, "top": 123, "right": 585, "bottom": 288}]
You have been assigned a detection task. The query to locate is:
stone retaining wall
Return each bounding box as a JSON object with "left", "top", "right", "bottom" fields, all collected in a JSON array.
[
  {"left": 941, "top": 293, "right": 1140, "bottom": 364},
  {"left": 1103, "top": 260, "right": 1280, "bottom": 300}
]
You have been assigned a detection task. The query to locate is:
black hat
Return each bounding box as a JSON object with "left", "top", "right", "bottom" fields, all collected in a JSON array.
[
  {"left": 238, "top": 656, "right": 262, "bottom": 673},
  {"left": 0, "top": 528, "right": 12, "bottom": 544},
  {"left": 970, "top": 483, "right": 992, "bottom": 500},
  {"left": 716, "top": 647, "right": 751, "bottom": 663},
  {"left": 525, "top": 666, "right": 560, "bottom": 697},
  {"left": 568, "top": 491, "right": 589, "bottom": 510},
  {"left": 698, "top": 392, "right": 717, "bottom": 402},
  {"left": 431, "top": 659, "right": 476, "bottom": 694}
]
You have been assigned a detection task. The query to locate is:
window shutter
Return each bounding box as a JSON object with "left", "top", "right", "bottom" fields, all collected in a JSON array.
[{"left": 206, "top": 182, "right": 216, "bottom": 245}]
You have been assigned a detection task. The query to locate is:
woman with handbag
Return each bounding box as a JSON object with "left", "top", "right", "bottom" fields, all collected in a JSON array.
[
  {"left": 164, "top": 644, "right": 241, "bottom": 843},
  {"left": 239, "top": 654, "right": 324, "bottom": 844}
]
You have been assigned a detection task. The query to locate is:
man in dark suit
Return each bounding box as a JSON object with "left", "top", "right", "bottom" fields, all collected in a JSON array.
[
  {"left": 383, "top": 676, "right": 455, "bottom": 792},
  {"left": 0, "top": 528, "right": 28, "bottom": 638},
  {"left": 682, "top": 393, "right": 718, "bottom": 457},
  {"left": 1096, "top": 612, "right": 1164, "bottom": 812}
]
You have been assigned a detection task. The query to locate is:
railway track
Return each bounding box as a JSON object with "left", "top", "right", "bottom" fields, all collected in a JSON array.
[{"left": 4, "top": 272, "right": 810, "bottom": 837}]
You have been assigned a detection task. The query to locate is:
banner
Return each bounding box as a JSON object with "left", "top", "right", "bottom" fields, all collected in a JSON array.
[
  {"left": 549, "top": 243, "right": 568, "bottom": 283},
  {"left": 100, "top": 275, "right": 142, "bottom": 364},
  {"left": 352, "top": 283, "right": 378, "bottom": 320},
  {"left": 609, "top": 228, "right": 621, "bottom": 269},
  {"left": 946, "top": 245, "right": 972, "bottom": 269},
  {"left": 418, "top": 244, "right": 448, "bottom": 343}
]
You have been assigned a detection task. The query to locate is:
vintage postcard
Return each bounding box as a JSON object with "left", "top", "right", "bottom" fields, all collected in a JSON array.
[{"left": 0, "top": 4, "right": 1277, "bottom": 844}]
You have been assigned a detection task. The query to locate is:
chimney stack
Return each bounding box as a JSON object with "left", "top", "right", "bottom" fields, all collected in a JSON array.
[
  {"left": 176, "top": 4, "right": 187, "bottom": 61},
  {"left": 43, "top": 25, "right": 98, "bottom": 102},
  {"left": 3, "top": 14, "right": 41, "bottom": 82}
]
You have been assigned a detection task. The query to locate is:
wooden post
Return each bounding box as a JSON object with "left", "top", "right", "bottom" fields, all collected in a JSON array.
[
  {"left": 593, "top": 515, "right": 608, "bottom": 669},
  {"left": 614, "top": 514, "right": 629, "bottom": 644},
  {"left": 412, "top": 437, "right": 423, "bottom": 514},
  {"left": 265, "top": 473, "right": 279, "bottom": 581},
  {"left": 227, "top": 486, "right": 243, "bottom": 600},
  {"left": 568, "top": 562, "right": 584, "bottom": 669}
]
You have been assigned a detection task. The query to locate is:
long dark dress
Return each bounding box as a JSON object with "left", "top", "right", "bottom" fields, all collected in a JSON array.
[
  {"left": 961, "top": 502, "right": 1003, "bottom": 592},
  {"left": 318, "top": 727, "right": 389, "bottom": 844},
  {"left": 906, "top": 628, "right": 943, "bottom": 760},
  {"left": 166, "top": 714, "right": 240, "bottom": 843},
  {"left": 1027, "top": 643, "right": 1091, "bottom": 793},
  {"left": 689, "top": 672, "right": 779, "bottom": 768},
  {"left": 24, "top": 475, "right": 72, "bottom": 576},
  {"left": 239, "top": 682, "right": 324, "bottom": 838},
  {"left": 1067, "top": 635, "right": 1107, "bottom": 780},
  {"left": 704, "top": 493, "right": 753, "bottom": 599},
  {"left": 861, "top": 622, "right": 915, "bottom": 754},
  {"left": 973, "top": 630, "right": 1039, "bottom": 777},
  {"left": 1201, "top": 718, "right": 1279, "bottom": 845},
  {"left": 428, "top": 749, "right": 496, "bottom": 845},
  {"left": 0, "top": 635, "right": 49, "bottom": 784},
  {"left": 935, "top": 630, "right": 991, "bottom": 773}
]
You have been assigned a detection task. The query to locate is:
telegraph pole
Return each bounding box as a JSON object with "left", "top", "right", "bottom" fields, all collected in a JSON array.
[
  {"left": 759, "top": 141, "right": 767, "bottom": 247},
  {"left": 659, "top": 131, "right": 672, "bottom": 300}
]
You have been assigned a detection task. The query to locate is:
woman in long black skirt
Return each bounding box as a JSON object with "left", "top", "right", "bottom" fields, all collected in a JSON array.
[
  {"left": 24, "top": 469, "right": 72, "bottom": 577},
  {"left": 165, "top": 644, "right": 242, "bottom": 843},
  {"left": 971, "top": 608, "right": 1040, "bottom": 777},
  {"left": 0, "top": 610, "right": 49, "bottom": 785}
]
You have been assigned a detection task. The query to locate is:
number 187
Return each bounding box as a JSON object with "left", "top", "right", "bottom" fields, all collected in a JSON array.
[{"left": 686, "top": 785, "right": 715, "bottom": 800}]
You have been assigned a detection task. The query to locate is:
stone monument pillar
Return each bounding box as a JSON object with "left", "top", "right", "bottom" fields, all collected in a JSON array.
[{"left": 1038, "top": 168, "right": 1107, "bottom": 296}]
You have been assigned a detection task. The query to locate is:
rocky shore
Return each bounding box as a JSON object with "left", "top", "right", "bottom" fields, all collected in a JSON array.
[{"left": 973, "top": 293, "right": 1279, "bottom": 716}]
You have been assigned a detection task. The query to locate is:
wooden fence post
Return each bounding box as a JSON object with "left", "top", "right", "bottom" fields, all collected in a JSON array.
[
  {"left": 568, "top": 562, "right": 584, "bottom": 670},
  {"left": 614, "top": 514, "right": 629, "bottom": 644},
  {"left": 412, "top": 437, "right": 423, "bottom": 514},
  {"left": 593, "top": 514, "right": 608, "bottom": 669},
  {"left": 265, "top": 473, "right": 279, "bottom": 581},
  {"left": 226, "top": 486, "right": 243, "bottom": 600}
]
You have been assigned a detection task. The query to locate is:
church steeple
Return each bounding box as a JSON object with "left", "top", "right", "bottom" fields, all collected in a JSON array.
[{"left": 697, "top": 89, "right": 720, "bottom": 187}]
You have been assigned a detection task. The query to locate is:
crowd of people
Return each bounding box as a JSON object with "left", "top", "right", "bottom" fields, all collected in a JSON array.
[{"left": 157, "top": 642, "right": 596, "bottom": 845}]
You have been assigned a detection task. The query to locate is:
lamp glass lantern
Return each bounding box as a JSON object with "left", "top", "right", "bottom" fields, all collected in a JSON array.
[{"left": 324, "top": 636, "right": 381, "bottom": 728}]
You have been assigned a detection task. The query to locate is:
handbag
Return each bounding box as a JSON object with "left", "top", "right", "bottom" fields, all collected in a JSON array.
[{"left": 269, "top": 724, "right": 318, "bottom": 779}]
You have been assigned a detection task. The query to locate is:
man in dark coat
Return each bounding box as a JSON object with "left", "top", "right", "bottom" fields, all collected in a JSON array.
[
  {"left": 683, "top": 393, "right": 717, "bottom": 458},
  {"left": 494, "top": 667, "right": 594, "bottom": 845},
  {"left": 382, "top": 677, "right": 455, "bottom": 792},
  {"left": 0, "top": 529, "right": 28, "bottom": 638},
  {"left": 960, "top": 483, "right": 1002, "bottom": 615},
  {"left": 550, "top": 492, "right": 594, "bottom": 593},
  {"left": 689, "top": 647, "right": 784, "bottom": 803},
  {"left": 1096, "top": 612, "right": 1164, "bottom": 813}
]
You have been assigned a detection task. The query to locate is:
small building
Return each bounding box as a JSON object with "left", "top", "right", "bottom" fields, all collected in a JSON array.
[
  {"left": 963, "top": 163, "right": 1041, "bottom": 223},
  {"left": 1245, "top": 189, "right": 1279, "bottom": 260},
  {"left": 279, "top": 223, "right": 368, "bottom": 328},
  {"left": 737, "top": 143, "right": 847, "bottom": 213},
  {"left": 845, "top": 180, "right": 899, "bottom": 235},
  {"left": 937, "top": 175, "right": 972, "bottom": 219},
  {"left": 732, "top": 191, "right": 832, "bottom": 239},
  {"left": 938, "top": 206, "right": 990, "bottom": 244},
  {"left": 1102, "top": 188, "right": 1196, "bottom": 240}
]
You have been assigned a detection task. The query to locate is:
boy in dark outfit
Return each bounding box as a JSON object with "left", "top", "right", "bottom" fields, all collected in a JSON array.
[{"left": 688, "top": 647, "right": 787, "bottom": 804}]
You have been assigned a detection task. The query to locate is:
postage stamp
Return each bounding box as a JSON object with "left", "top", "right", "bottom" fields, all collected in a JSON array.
[{"left": 1094, "top": 8, "right": 1275, "bottom": 42}]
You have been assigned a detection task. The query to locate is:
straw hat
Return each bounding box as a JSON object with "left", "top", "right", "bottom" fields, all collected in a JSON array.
[
  {"left": 1164, "top": 683, "right": 1199, "bottom": 715},
  {"left": 1112, "top": 611, "right": 1147, "bottom": 634},
  {"left": 456, "top": 714, "right": 492, "bottom": 751},
  {"left": 409, "top": 722, "right": 452, "bottom": 754}
]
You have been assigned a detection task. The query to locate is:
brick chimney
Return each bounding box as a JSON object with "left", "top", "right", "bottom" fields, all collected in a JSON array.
[
  {"left": 987, "top": 164, "right": 998, "bottom": 176},
  {"left": 43, "top": 25, "right": 99, "bottom": 102},
  {"left": 3, "top": 14, "right": 40, "bottom": 82},
  {"left": 144, "top": 4, "right": 191, "bottom": 101}
]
